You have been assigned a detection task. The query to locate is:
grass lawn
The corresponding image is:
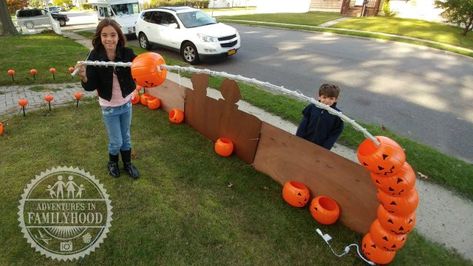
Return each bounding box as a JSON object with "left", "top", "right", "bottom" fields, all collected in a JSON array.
[
  {"left": 0, "top": 33, "right": 87, "bottom": 86},
  {"left": 333, "top": 17, "right": 473, "bottom": 50},
  {"left": 0, "top": 100, "right": 470, "bottom": 265},
  {"left": 219, "top": 12, "right": 342, "bottom": 26}
]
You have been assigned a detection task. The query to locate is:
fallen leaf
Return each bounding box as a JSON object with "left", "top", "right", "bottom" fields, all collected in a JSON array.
[{"left": 417, "top": 171, "right": 429, "bottom": 179}]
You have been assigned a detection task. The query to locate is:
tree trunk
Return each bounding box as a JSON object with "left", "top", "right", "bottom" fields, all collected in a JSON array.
[
  {"left": 0, "top": 0, "right": 18, "bottom": 36},
  {"left": 462, "top": 18, "right": 473, "bottom": 36}
]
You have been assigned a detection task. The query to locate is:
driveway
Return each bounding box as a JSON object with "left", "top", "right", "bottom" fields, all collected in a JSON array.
[{"left": 190, "top": 24, "right": 473, "bottom": 163}]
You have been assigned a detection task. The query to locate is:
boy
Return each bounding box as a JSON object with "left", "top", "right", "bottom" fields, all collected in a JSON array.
[{"left": 296, "top": 83, "right": 344, "bottom": 150}]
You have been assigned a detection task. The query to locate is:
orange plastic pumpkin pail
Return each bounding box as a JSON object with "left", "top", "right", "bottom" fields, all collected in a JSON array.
[
  {"left": 362, "top": 233, "right": 396, "bottom": 265},
  {"left": 377, "top": 188, "right": 419, "bottom": 216},
  {"left": 131, "top": 52, "right": 167, "bottom": 88},
  {"left": 377, "top": 205, "right": 416, "bottom": 235},
  {"left": 357, "top": 136, "right": 406, "bottom": 177},
  {"left": 214, "top": 137, "right": 234, "bottom": 157},
  {"left": 140, "top": 93, "right": 151, "bottom": 106},
  {"left": 147, "top": 97, "right": 161, "bottom": 110},
  {"left": 309, "top": 195, "right": 340, "bottom": 225},
  {"left": 169, "top": 108, "right": 184, "bottom": 124},
  {"left": 370, "top": 162, "right": 416, "bottom": 197},
  {"left": 369, "top": 219, "right": 407, "bottom": 251},
  {"left": 282, "top": 181, "right": 310, "bottom": 208}
]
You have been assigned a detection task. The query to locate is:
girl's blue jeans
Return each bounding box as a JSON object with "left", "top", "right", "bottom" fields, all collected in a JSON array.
[{"left": 101, "top": 101, "right": 132, "bottom": 156}]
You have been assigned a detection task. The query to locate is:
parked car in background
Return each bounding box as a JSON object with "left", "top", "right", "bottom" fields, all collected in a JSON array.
[
  {"left": 46, "top": 6, "right": 62, "bottom": 13},
  {"left": 88, "top": 0, "right": 141, "bottom": 38},
  {"left": 16, "top": 8, "right": 69, "bottom": 28},
  {"left": 135, "top": 6, "right": 240, "bottom": 64}
]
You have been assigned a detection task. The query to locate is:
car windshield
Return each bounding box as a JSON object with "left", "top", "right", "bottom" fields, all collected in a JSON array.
[
  {"left": 176, "top": 10, "right": 216, "bottom": 28},
  {"left": 111, "top": 3, "right": 139, "bottom": 16}
]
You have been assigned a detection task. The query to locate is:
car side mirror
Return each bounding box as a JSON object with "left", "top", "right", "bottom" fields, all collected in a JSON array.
[{"left": 169, "top": 22, "right": 178, "bottom": 29}]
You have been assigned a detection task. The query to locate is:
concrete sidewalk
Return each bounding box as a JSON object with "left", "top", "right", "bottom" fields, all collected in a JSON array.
[{"left": 0, "top": 83, "right": 96, "bottom": 117}]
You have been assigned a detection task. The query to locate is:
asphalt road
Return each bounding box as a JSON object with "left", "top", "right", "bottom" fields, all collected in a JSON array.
[{"left": 193, "top": 24, "right": 473, "bottom": 163}]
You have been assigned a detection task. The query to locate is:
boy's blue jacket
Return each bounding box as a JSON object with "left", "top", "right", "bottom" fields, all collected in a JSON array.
[{"left": 296, "top": 103, "right": 344, "bottom": 150}]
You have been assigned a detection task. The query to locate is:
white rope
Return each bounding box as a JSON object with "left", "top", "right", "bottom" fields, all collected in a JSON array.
[
  {"left": 70, "top": 60, "right": 380, "bottom": 146},
  {"left": 316, "top": 228, "right": 375, "bottom": 265}
]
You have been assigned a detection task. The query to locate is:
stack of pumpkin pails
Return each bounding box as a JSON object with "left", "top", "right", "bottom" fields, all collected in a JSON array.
[{"left": 357, "top": 136, "right": 419, "bottom": 264}]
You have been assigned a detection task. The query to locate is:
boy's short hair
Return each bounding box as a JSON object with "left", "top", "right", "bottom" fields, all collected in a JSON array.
[{"left": 318, "top": 83, "right": 340, "bottom": 98}]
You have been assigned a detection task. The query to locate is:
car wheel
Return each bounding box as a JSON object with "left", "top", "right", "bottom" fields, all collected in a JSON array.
[
  {"left": 25, "top": 21, "right": 34, "bottom": 29},
  {"left": 58, "top": 19, "right": 66, "bottom": 27},
  {"left": 138, "top": 33, "right": 151, "bottom": 50},
  {"left": 181, "top": 42, "right": 199, "bottom": 65}
]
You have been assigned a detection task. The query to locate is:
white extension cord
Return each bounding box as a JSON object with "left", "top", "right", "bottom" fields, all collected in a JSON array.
[{"left": 315, "top": 228, "right": 375, "bottom": 265}]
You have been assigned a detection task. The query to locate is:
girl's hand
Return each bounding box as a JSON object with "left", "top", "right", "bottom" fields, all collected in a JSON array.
[{"left": 75, "top": 63, "right": 87, "bottom": 83}]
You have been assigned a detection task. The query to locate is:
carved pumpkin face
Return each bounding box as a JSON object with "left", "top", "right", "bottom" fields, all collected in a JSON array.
[
  {"left": 357, "top": 136, "right": 406, "bottom": 177},
  {"left": 377, "top": 205, "right": 416, "bottom": 235},
  {"left": 377, "top": 189, "right": 419, "bottom": 216},
  {"left": 131, "top": 52, "right": 167, "bottom": 88},
  {"left": 370, "top": 162, "right": 416, "bottom": 196},
  {"left": 282, "top": 181, "right": 310, "bottom": 208},
  {"left": 370, "top": 219, "right": 407, "bottom": 251},
  {"left": 362, "top": 233, "right": 396, "bottom": 265}
]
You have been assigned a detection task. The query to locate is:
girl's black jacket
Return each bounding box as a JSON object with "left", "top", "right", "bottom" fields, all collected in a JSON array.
[{"left": 81, "top": 46, "right": 136, "bottom": 101}]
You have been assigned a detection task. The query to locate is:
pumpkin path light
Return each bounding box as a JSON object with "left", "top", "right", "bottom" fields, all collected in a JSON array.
[
  {"left": 7, "top": 69, "right": 15, "bottom": 82},
  {"left": 44, "top": 94, "right": 54, "bottom": 111},
  {"left": 29, "top": 69, "right": 37, "bottom": 80},
  {"left": 73, "top": 91, "right": 83, "bottom": 108},
  {"left": 18, "top": 98, "right": 28, "bottom": 116},
  {"left": 49, "top": 67, "right": 57, "bottom": 80}
]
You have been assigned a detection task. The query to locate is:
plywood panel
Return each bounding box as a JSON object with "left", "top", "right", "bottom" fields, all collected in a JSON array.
[
  {"left": 253, "top": 122, "right": 377, "bottom": 234},
  {"left": 146, "top": 79, "right": 187, "bottom": 113},
  {"left": 185, "top": 74, "right": 262, "bottom": 163}
]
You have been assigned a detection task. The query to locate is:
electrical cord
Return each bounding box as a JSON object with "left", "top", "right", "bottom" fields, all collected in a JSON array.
[{"left": 316, "top": 228, "right": 375, "bottom": 265}]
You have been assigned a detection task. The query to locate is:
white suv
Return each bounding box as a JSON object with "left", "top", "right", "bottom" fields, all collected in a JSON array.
[{"left": 135, "top": 6, "right": 240, "bottom": 64}]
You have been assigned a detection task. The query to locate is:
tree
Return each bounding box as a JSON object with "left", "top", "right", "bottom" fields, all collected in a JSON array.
[
  {"left": 7, "top": 0, "right": 28, "bottom": 14},
  {"left": 53, "top": 0, "right": 72, "bottom": 8},
  {"left": 435, "top": 0, "right": 473, "bottom": 36},
  {"left": 0, "top": 0, "right": 18, "bottom": 35}
]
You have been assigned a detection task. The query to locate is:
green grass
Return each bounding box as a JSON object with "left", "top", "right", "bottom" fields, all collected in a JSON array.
[
  {"left": 75, "top": 30, "right": 95, "bottom": 39},
  {"left": 28, "top": 85, "right": 61, "bottom": 92},
  {"left": 0, "top": 100, "right": 470, "bottom": 265},
  {"left": 0, "top": 33, "right": 88, "bottom": 86},
  {"left": 333, "top": 17, "right": 473, "bottom": 50},
  {"left": 219, "top": 12, "right": 342, "bottom": 26}
]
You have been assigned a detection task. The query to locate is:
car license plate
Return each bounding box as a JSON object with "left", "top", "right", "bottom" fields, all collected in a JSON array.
[{"left": 227, "top": 49, "right": 236, "bottom": 56}]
